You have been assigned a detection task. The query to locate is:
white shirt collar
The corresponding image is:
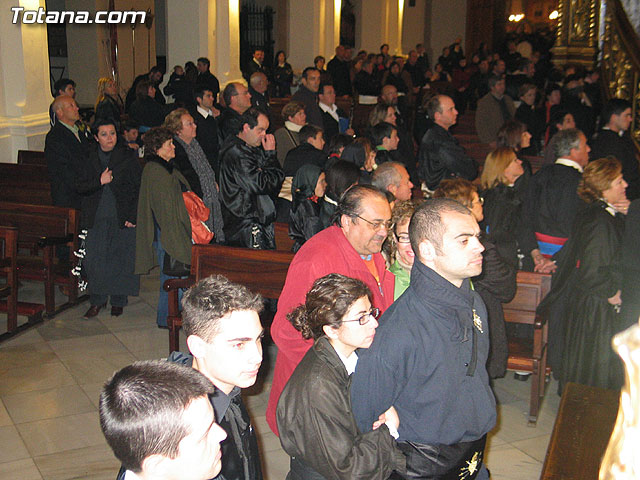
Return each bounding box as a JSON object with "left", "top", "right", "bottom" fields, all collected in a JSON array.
[
  {"left": 284, "top": 120, "right": 303, "bottom": 132},
  {"left": 319, "top": 102, "right": 339, "bottom": 121},
  {"left": 335, "top": 348, "right": 359, "bottom": 375},
  {"left": 124, "top": 470, "right": 142, "bottom": 480},
  {"left": 555, "top": 157, "right": 584, "bottom": 173},
  {"left": 197, "top": 105, "right": 212, "bottom": 118}
]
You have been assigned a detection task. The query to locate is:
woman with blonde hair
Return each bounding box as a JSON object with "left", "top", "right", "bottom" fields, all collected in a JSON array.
[
  {"left": 480, "top": 147, "right": 550, "bottom": 272},
  {"left": 94, "top": 77, "right": 123, "bottom": 127},
  {"left": 541, "top": 157, "right": 629, "bottom": 390}
]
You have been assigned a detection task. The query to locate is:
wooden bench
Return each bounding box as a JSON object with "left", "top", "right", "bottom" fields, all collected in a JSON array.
[
  {"left": 503, "top": 270, "right": 552, "bottom": 425},
  {"left": 17, "top": 150, "right": 46, "bottom": 166},
  {"left": 274, "top": 221, "right": 295, "bottom": 252},
  {"left": 0, "top": 225, "right": 44, "bottom": 339},
  {"left": 164, "top": 244, "right": 295, "bottom": 353},
  {"left": 0, "top": 202, "right": 81, "bottom": 316},
  {"left": 0, "top": 163, "right": 52, "bottom": 205},
  {"left": 541, "top": 382, "right": 619, "bottom": 479}
]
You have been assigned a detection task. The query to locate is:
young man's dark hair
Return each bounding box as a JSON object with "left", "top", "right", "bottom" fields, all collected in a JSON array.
[
  {"left": 236, "top": 107, "right": 262, "bottom": 134},
  {"left": 299, "top": 124, "right": 324, "bottom": 143},
  {"left": 302, "top": 66, "right": 320, "bottom": 79},
  {"left": 319, "top": 82, "right": 334, "bottom": 96},
  {"left": 181, "top": 274, "right": 263, "bottom": 341},
  {"left": 601, "top": 98, "right": 632, "bottom": 126},
  {"left": 99, "top": 361, "right": 221, "bottom": 475},
  {"left": 193, "top": 86, "right": 213, "bottom": 103},
  {"left": 122, "top": 120, "right": 139, "bottom": 133},
  {"left": 197, "top": 57, "right": 210, "bottom": 68},
  {"left": 327, "top": 133, "right": 353, "bottom": 157},
  {"left": 409, "top": 197, "right": 470, "bottom": 255},
  {"left": 53, "top": 78, "right": 75, "bottom": 96},
  {"left": 371, "top": 122, "right": 397, "bottom": 147},
  {"left": 487, "top": 74, "right": 503, "bottom": 89}
]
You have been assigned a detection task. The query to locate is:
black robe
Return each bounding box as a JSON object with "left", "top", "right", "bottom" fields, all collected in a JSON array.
[
  {"left": 589, "top": 129, "right": 640, "bottom": 201},
  {"left": 539, "top": 201, "right": 626, "bottom": 390}
]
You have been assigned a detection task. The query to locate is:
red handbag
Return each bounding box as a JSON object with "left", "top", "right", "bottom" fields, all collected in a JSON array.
[{"left": 182, "top": 191, "right": 214, "bottom": 244}]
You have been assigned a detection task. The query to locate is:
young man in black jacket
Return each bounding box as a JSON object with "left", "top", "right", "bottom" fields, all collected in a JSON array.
[{"left": 169, "top": 275, "right": 265, "bottom": 480}]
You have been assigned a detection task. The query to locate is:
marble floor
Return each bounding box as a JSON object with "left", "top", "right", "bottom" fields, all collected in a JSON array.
[{"left": 0, "top": 270, "right": 561, "bottom": 480}]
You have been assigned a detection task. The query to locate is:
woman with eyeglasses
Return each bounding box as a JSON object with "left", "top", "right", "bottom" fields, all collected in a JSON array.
[
  {"left": 433, "top": 178, "right": 517, "bottom": 379},
  {"left": 277, "top": 273, "right": 406, "bottom": 480},
  {"left": 387, "top": 201, "right": 419, "bottom": 299}
]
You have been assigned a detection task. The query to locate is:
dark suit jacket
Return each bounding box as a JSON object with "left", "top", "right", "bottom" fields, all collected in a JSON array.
[
  {"left": 189, "top": 106, "right": 220, "bottom": 176},
  {"left": 45, "top": 121, "right": 91, "bottom": 209}
]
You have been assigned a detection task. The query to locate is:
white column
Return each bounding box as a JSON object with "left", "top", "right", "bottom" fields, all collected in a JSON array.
[
  {"left": 0, "top": 0, "right": 52, "bottom": 163},
  {"left": 165, "top": 0, "right": 242, "bottom": 89},
  {"left": 357, "top": 0, "right": 404, "bottom": 55},
  {"left": 288, "top": 0, "right": 340, "bottom": 71}
]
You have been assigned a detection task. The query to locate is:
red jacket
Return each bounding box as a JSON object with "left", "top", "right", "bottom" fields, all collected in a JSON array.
[{"left": 266, "top": 225, "right": 395, "bottom": 434}]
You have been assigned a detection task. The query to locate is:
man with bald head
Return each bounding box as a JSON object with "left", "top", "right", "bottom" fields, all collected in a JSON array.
[
  {"left": 218, "top": 82, "right": 253, "bottom": 140},
  {"left": 417, "top": 94, "right": 477, "bottom": 192},
  {"left": 45, "top": 95, "right": 91, "bottom": 209},
  {"left": 249, "top": 72, "right": 271, "bottom": 122}
]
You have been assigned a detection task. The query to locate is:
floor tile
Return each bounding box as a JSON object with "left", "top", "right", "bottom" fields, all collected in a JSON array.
[
  {"left": 0, "top": 341, "right": 58, "bottom": 371},
  {"left": 16, "top": 412, "right": 105, "bottom": 457},
  {"left": 47, "top": 333, "right": 128, "bottom": 360},
  {"left": 0, "top": 399, "right": 12, "bottom": 426},
  {"left": 0, "top": 362, "right": 76, "bottom": 396},
  {"left": 36, "top": 311, "right": 112, "bottom": 342},
  {"left": 0, "top": 424, "right": 31, "bottom": 463},
  {"left": 0, "top": 458, "right": 43, "bottom": 479},
  {"left": 262, "top": 447, "right": 291, "bottom": 480},
  {"left": 33, "top": 443, "right": 120, "bottom": 480},
  {"left": 113, "top": 327, "right": 170, "bottom": 356},
  {"left": 59, "top": 352, "right": 137, "bottom": 385},
  {"left": 491, "top": 400, "right": 555, "bottom": 443},
  {"left": 0, "top": 328, "right": 46, "bottom": 348},
  {"left": 79, "top": 383, "right": 104, "bottom": 409},
  {"left": 511, "top": 433, "right": 552, "bottom": 463},
  {"left": 484, "top": 445, "right": 542, "bottom": 479},
  {"left": 2, "top": 385, "right": 95, "bottom": 424}
]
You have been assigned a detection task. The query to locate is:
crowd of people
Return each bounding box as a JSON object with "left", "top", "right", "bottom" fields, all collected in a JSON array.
[{"left": 41, "top": 32, "right": 640, "bottom": 480}]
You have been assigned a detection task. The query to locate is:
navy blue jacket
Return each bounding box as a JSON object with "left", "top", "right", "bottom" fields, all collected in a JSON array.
[{"left": 351, "top": 260, "right": 496, "bottom": 445}]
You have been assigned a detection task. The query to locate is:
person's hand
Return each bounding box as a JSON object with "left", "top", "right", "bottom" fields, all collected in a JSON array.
[
  {"left": 124, "top": 221, "right": 136, "bottom": 228},
  {"left": 127, "top": 142, "right": 140, "bottom": 150},
  {"left": 262, "top": 134, "right": 276, "bottom": 151},
  {"left": 608, "top": 290, "right": 622, "bottom": 306},
  {"left": 614, "top": 199, "right": 630, "bottom": 215},
  {"left": 532, "top": 249, "right": 557, "bottom": 274},
  {"left": 100, "top": 167, "right": 113, "bottom": 185},
  {"left": 346, "top": 128, "right": 355, "bottom": 136},
  {"left": 375, "top": 405, "right": 400, "bottom": 431}
]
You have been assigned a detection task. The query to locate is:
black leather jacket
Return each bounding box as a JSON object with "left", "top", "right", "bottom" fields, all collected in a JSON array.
[
  {"left": 219, "top": 136, "right": 284, "bottom": 248},
  {"left": 277, "top": 336, "right": 406, "bottom": 479},
  {"left": 417, "top": 124, "right": 477, "bottom": 190}
]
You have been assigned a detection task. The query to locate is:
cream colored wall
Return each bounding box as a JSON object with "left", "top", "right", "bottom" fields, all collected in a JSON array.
[
  {"left": 0, "top": 0, "right": 51, "bottom": 162},
  {"left": 427, "top": 0, "right": 466, "bottom": 61},
  {"left": 402, "top": 0, "right": 427, "bottom": 54}
]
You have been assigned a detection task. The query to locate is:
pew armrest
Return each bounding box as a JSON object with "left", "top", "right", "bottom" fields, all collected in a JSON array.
[
  {"left": 163, "top": 276, "right": 195, "bottom": 292},
  {"left": 37, "top": 234, "right": 74, "bottom": 247}
]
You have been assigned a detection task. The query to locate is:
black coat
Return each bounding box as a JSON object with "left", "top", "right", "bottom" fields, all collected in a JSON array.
[
  {"left": 219, "top": 136, "right": 284, "bottom": 248},
  {"left": 94, "top": 95, "right": 122, "bottom": 127},
  {"left": 353, "top": 71, "right": 380, "bottom": 96},
  {"left": 129, "top": 96, "right": 165, "bottom": 128},
  {"left": 320, "top": 107, "right": 347, "bottom": 145},
  {"left": 196, "top": 70, "right": 220, "bottom": 99},
  {"left": 75, "top": 143, "right": 141, "bottom": 230},
  {"left": 326, "top": 56, "right": 352, "bottom": 96},
  {"left": 273, "top": 63, "right": 293, "bottom": 97},
  {"left": 515, "top": 104, "right": 545, "bottom": 155},
  {"left": 621, "top": 199, "right": 640, "bottom": 326},
  {"left": 44, "top": 121, "right": 92, "bottom": 209},
  {"left": 283, "top": 143, "right": 327, "bottom": 177},
  {"left": 288, "top": 198, "right": 323, "bottom": 253},
  {"left": 590, "top": 129, "right": 640, "bottom": 200},
  {"left": 217, "top": 107, "right": 244, "bottom": 141},
  {"left": 189, "top": 107, "right": 221, "bottom": 176},
  {"left": 417, "top": 124, "right": 478, "bottom": 190},
  {"left": 292, "top": 85, "right": 323, "bottom": 128},
  {"left": 474, "top": 237, "right": 517, "bottom": 378}
]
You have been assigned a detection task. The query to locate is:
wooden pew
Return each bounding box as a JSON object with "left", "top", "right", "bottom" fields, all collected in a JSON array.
[
  {"left": 164, "top": 244, "right": 294, "bottom": 353},
  {"left": 274, "top": 221, "right": 295, "bottom": 252},
  {"left": 503, "top": 270, "right": 552, "bottom": 425},
  {"left": 0, "top": 225, "right": 44, "bottom": 338},
  {"left": 17, "top": 150, "right": 46, "bottom": 166},
  {"left": 0, "top": 163, "right": 52, "bottom": 205},
  {"left": 0, "top": 202, "right": 80, "bottom": 316},
  {"left": 541, "top": 382, "right": 619, "bottom": 479}
]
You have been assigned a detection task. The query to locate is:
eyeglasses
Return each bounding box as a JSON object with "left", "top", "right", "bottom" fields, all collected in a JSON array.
[
  {"left": 342, "top": 308, "right": 381, "bottom": 325},
  {"left": 354, "top": 214, "right": 393, "bottom": 231},
  {"left": 395, "top": 233, "right": 411, "bottom": 244}
]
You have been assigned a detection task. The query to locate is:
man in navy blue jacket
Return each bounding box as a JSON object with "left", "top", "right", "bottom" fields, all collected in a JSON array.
[{"left": 351, "top": 198, "right": 496, "bottom": 479}]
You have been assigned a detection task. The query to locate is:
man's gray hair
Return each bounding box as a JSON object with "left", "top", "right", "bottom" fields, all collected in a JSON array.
[
  {"left": 372, "top": 162, "right": 403, "bottom": 191},
  {"left": 554, "top": 128, "right": 583, "bottom": 159}
]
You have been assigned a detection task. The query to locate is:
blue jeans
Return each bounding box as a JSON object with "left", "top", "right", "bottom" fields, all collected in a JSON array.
[{"left": 154, "top": 229, "right": 185, "bottom": 327}]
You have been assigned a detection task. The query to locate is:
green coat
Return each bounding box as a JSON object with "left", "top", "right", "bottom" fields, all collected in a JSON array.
[
  {"left": 389, "top": 260, "right": 411, "bottom": 300},
  {"left": 135, "top": 156, "right": 192, "bottom": 274}
]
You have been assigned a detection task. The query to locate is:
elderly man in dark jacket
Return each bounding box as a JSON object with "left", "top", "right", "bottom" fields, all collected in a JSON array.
[
  {"left": 352, "top": 198, "right": 496, "bottom": 480},
  {"left": 417, "top": 95, "right": 477, "bottom": 191},
  {"left": 219, "top": 108, "right": 284, "bottom": 249}
]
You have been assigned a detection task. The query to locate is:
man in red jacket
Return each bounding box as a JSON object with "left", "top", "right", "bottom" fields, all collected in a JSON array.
[{"left": 266, "top": 184, "right": 395, "bottom": 434}]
